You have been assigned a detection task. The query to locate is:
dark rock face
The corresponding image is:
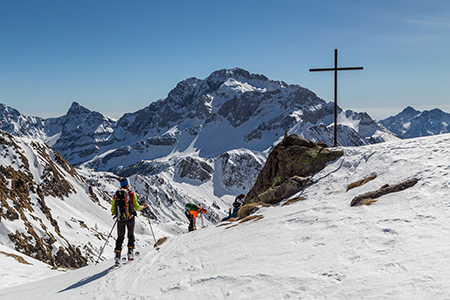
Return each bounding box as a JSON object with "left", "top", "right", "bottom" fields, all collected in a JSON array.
[
  {"left": 176, "top": 157, "right": 213, "bottom": 182},
  {"left": 245, "top": 134, "right": 343, "bottom": 204},
  {"left": 249, "top": 176, "right": 313, "bottom": 205}
]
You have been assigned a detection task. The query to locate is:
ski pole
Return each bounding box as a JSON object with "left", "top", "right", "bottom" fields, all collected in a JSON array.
[
  {"left": 144, "top": 208, "right": 159, "bottom": 251},
  {"left": 201, "top": 212, "right": 204, "bottom": 228},
  {"left": 95, "top": 219, "right": 117, "bottom": 264}
]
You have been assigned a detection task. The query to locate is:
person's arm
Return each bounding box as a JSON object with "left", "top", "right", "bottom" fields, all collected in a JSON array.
[
  {"left": 132, "top": 192, "right": 147, "bottom": 210},
  {"left": 111, "top": 196, "right": 116, "bottom": 216}
]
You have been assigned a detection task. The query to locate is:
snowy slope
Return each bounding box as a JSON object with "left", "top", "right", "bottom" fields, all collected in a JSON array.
[{"left": 1, "top": 133, "right": 449, "bottom": 299}]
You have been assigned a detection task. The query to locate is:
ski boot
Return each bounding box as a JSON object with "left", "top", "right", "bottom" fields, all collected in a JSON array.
[
  {"left": 114, "top": 250, "right": 121, "bottom": 265},
  {"left": 127, "top": 247, "right": 134, "bottom": 261}
]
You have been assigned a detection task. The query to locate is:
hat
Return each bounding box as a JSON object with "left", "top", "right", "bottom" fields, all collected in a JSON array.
[{"left": 119, "top": 178, "right": 129, "bottom": 188}]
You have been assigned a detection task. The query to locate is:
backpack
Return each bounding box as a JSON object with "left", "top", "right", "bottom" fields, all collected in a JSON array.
[
  {"left": 115, "top": 188, "right": 136, "bottom": 220},
  {"left": 185, "top": 203, "right": 199, "bottom": 212},
  {"left": 232, "top": 200, "right": 241, "bottom": 208}
]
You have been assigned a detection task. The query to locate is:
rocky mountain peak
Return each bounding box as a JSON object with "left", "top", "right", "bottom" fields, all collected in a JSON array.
[
  {"left": 66, "top": 102, "right": 92, "bottom": 117},
  {"left": 401, "top": 106, "right": 421, "bottom": 117},
  {"left": 206, "top": 68, "right": 270, "bottom": 91}
]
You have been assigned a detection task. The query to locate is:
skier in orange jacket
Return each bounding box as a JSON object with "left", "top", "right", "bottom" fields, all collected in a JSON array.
[{"left": 184, "top": 203, "right": 207, "bottom": 232}]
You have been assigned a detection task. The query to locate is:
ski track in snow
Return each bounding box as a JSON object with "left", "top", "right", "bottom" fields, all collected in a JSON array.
[{"left": 1, "top": 134, "right": 450, "bottom": 299}]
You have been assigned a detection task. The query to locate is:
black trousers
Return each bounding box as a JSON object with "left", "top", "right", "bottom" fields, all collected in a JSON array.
[
  {"left": 115, "top": 217, "right": 135, "bottom": 251},
  {"left": 185, "top": 211, "right": 195, "bottom": 232}
]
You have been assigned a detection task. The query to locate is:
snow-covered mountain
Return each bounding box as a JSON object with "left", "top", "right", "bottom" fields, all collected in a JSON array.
[
  {"left": 1, "top": 133, "right": 449, "bottom": 299},
  {"left": 0, "top": 68, "right": 396, "bottom": 172},
  {"left": 380, "top": 106, "right": 450, "bottom": 139}
]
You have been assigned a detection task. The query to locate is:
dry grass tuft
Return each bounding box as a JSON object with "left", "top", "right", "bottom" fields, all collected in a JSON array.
[
  {"left": 358, "top": 198, "right": 378, "bottom": 206},
  {"left": 282, "top": 196, "right": 305, "bottom": 206},
  {"left": 237, "top": 202, "right": 271, "bottom": 219},
  {"left": 239, "top": 215, "right": 264, "bottom": 223},
  {"left": 154, "top": 237, "right": 168, "bottom": 248},
  {"left": 346, "top": 175, "right": 377, "bottom": 192},
  {"left": 0, "top": 250, "right": 32, "bottom": 265}
]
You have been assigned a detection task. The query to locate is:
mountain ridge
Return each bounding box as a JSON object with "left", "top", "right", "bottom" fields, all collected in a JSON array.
[
  {"left": 0, "top": 67, "right": 396, "bottom": 173},
  {"left": 380, "top": 106, "right": 450, "bottom": 138}
]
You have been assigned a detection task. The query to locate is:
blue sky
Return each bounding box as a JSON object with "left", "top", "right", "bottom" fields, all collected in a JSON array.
[{"left": 1, "top": 0, "right": 449, "bottom": 120}]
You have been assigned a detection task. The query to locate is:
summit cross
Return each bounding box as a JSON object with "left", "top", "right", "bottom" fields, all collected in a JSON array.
[{"left": 309, "top": 49, "right": 363, "bottom": 147}]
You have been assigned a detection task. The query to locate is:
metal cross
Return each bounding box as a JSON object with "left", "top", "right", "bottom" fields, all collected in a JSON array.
[{"left": 309, "top": 49, "right": 363, "bottom": 147}]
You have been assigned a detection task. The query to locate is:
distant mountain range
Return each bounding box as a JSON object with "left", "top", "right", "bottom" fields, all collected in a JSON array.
[
  {"left": 379, "top": 106, "right": 450, "bottom": 139},
  {"left": 0, "top": 68, "right": 396, "bottom": 173}
]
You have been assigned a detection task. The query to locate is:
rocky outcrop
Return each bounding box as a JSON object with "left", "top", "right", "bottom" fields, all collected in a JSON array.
[{"left": 245, "top": 134, "right": 343, "bottom": 204}]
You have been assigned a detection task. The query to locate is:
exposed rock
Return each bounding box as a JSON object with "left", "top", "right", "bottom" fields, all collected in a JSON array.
[
  {"left": 176, "top": 157, "right": 213, "bottom": 182},
  {"left": 350, "top": 178, "right": 419, "bottom": 207},
  {"left": 248, "top": 176, "right": 313, "bottom": 205},
  {"left": 217, "top": 151, "right": 265, "bottom": 191},
  {"left": 0, "top": 130, "right": 107, "bottom": 269},
  {"left": 146, "top": 135, "right": 178, "bottom": 146},
  {"left": 245, "top": 134, "right": 343, "bottom": 204}
]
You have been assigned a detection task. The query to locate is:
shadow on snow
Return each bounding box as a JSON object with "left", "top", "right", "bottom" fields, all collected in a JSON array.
[{"left": 58, "top": 265, "right": 117, "bottom": 293}]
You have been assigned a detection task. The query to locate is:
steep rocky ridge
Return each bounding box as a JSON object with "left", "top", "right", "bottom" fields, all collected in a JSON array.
[{"left": 0, "top": 130, "right": 115, "bottom": 268}]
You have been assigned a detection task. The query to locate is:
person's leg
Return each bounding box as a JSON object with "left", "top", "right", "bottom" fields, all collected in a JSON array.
[
  {"left": 126, "top": 218, "right": 136, "bottom": 259},
  {"left": 126, "top": 218, "right": 135, "bottom": 248},
  {"left": 185, "top": 211, "right": 194, "bottom": 231},
  {"left": 115, "top": 220, "right": 126, "bottom": 261}
]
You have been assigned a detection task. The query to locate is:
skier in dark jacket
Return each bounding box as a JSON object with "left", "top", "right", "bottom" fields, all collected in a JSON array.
[
  {"left": 111, "top": 177, "right": 147, "bottom": 264},
  {"left": 222, "top": 194, "right": 245, "bottom": 221},
  {"left": 184, "top": 203, "right": 207, "bottom": 232}
]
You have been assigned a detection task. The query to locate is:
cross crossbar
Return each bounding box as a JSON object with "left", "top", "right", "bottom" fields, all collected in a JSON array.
[{"left": 310, "top": 67, "right": 363, "bottom": 72}]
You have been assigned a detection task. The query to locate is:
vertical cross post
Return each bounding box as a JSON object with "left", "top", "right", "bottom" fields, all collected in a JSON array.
[{"left": 309, "top": 49, "right": 363, "bottom": 147}]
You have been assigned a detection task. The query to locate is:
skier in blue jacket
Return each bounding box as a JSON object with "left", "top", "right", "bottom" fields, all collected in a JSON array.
[{"left": 222, "top": 194, "right": 245, "bottom": 221}]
